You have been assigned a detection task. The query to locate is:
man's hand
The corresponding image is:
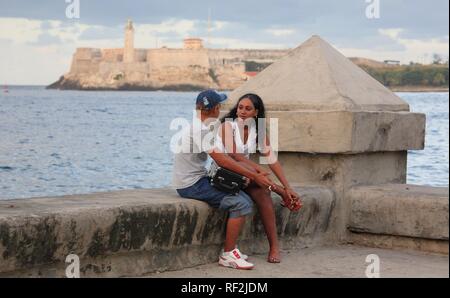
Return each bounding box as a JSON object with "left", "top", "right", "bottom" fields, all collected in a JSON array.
[{"left": 253, "top": 172, "right": 274, "bottom": 189}]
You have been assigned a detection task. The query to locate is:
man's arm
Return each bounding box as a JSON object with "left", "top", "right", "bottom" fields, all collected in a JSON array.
[{"left": 209, "top": 151, "right": 273, "bottom": 189}]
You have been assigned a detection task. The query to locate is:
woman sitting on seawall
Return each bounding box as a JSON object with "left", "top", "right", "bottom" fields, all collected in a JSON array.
[{"left": 213, "top": 93, "right": 302, "bottom": 263}]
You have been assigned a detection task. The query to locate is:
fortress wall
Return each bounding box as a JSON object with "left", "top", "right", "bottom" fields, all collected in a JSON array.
[
  {"left": 99, "top": 62, "right": 148, "bottom": 73},
  {"left": 69, "top": 48, "right": 101, "bottom": 74},
  {"left": 147, "top": 48, "right": 210, "bottom": 69},
  {"left": 101, "top": 49, "right": 124, "bottom": 62},
  {"left": 135, "top": 49, "right": 147, "bottom": 62},
  {"left": 208, "top": 49, "right": 290, "bottom": 62},
  {"left": 124, "top": 62, "right": 150, "bottom": 82},
  {"left": 99, "top": 62, "right": 126, "bottom": 75},
  {"left": 98, "top": 62, "right": 148, "bottom": 81},
  {"left": 70, "top": 59, "right": 100, "bottom": 74},
  {"left": 73, "top": 48, "right": 98, "bottom": 60}
]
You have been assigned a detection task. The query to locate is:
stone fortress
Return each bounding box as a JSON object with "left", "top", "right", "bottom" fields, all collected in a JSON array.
[{"left": 47, "top": 20, "right": 290, "bottom": 91}]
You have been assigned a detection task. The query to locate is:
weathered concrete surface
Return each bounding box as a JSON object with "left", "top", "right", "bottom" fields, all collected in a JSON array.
[
  {"left": 0, "top": 186, "right": 335, "bottom": 277},
  {"left": 227, "top": 36, "right": 409, "bottom": 112},
  {"left": 255, "top": 152, "right": 407, "bottom": 190},
  {"left": 271, "top": 111, "right": 425, "bottom": 153},
  {"left": 145, "top": 245, "right": 449, "bottom": 278},
  {"left": 255, "top": 151, "right": 408, "bottom": 243},
  {"left": 348, "top": 233, "right": 449, "bottom": 255},
  {"left": 348, "top": 184, "right": 449, "bottom": 239}
]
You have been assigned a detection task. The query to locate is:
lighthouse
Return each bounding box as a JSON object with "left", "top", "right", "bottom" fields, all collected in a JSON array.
[{"left": 124, "top": 19, "right": 134, "bottom": 63}]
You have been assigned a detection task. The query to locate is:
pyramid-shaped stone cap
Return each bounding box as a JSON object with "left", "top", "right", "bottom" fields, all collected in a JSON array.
[{"left": 227, "top": 36, "right": 409, "bottom": 112}]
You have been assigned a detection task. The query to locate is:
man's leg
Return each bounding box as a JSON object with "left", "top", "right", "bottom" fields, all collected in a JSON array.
[
  {"left": 224, "top": 216, "right": 246, "bottom": 252},
  {"left": 220, "top": 192, "right": 253, "bottom": 252}
]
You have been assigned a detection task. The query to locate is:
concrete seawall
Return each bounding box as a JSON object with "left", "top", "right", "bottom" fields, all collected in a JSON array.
[
  {"left": 348, "top": 184, "right": 449, "bottom": 254},
  {"left": 0, "top": 184, "right": 448, "bottom": 277},
  {"left": 0, "top": 186, "right": 335, "bottom": 277}
]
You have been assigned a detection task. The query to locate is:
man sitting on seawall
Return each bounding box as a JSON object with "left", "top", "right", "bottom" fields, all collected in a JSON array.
[{"left": 172, "top": 90, "right": 275, "bottom": 270}]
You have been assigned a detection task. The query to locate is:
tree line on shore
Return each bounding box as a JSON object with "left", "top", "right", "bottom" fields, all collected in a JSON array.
[
  {"left": 359, "top": 64, "right": 449, "bottom": 88},
  {"left": 246, "top": 61, "right": 449, "bottom": 89}
]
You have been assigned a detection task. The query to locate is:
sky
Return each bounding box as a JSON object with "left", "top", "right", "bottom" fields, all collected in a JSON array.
[{"left": 0, "top": 0, "right": 448, "bottom": 85}]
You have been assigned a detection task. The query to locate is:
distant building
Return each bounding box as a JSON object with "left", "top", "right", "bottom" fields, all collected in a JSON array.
[
  {"left": 183, "top": 38, "right": 204, "bottom": 50},
  {"left": 49, "top": 20, "right": 391, "bottom": 91},
  {"left": 123, "top": 19, "right": 134, "bottom": 63},
  {"left": 384, "top": 60, "right": 400, "bottom": 66},
  {"left": 49, "top": 20, "right": 289, "bottom": 90}
]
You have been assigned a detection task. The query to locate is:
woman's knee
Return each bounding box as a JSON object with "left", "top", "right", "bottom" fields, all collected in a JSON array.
[{"left": 246, "top": 187, "right": 272, "bottom": 204}]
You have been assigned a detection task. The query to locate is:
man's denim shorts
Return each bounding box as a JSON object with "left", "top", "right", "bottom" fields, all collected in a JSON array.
[{"left": 176, "top": 177, "right": 253, "bottom": 218}]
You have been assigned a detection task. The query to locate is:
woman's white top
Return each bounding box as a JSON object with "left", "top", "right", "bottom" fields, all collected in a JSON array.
[
  {"left": 209, "top": 120, "right": 258, "bottom": 176},
  {"left": 214, "top": 121, "right": 258, "bottom": 159}
]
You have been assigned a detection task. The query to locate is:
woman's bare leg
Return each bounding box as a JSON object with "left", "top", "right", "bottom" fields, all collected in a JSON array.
[
  {"left": 236, "top": 162, "right": 281, "bottom": 262},
  {"left": 245, "top": 185, "right": 281, "bottom": 262}
]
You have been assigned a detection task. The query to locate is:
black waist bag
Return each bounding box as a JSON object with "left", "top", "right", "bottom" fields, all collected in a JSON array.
[{"left": 209, "top": 167, "right": 247, "bottom": 195}]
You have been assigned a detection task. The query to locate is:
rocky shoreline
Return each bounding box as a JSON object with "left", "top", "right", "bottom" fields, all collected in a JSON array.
[
  {"left": 46, "top": 78, "right": 448, "bottom": 93},
  {"left": 46, "top": 76, "right": 211, "bottom": 92},
  {"left": 389, "top": 86, "right": 449, "bottom": 93}
]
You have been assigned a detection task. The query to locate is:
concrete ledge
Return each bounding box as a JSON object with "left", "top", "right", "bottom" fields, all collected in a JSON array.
[
  {"left": 272, "top": 111, "right": 425, "bottom": 153},
  {"left": 348, "top": 184, "right": 449, "bottom": 241},
  {"left": 348, "top": 232, "right": 449, "bottom": 255},
  {"left": 0, "top": 186, "right": 335, "bottom": 277}
]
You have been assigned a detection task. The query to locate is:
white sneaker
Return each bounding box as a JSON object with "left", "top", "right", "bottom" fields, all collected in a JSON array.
[
  {"left": 218, "top": 248, "right": 254, "bottom": 270},
  {"left": 220, "top": 247, "right": 249, "bottom": 260}
]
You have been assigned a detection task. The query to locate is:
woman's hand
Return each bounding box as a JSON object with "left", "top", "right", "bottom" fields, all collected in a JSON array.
[
  {"left": 285, "top": 188, "right": 300, "bottom": 201},
  {"left": 282, "top": 187, "right": 302, "bottom": 211}
]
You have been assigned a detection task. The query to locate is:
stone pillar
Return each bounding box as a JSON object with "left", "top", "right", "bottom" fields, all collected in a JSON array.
[
  {"left": 226, "top": 36, "right": 426, "bottom": 242},
  {"left": 124, "top": 19, "right": 134, "bottom": 63}
]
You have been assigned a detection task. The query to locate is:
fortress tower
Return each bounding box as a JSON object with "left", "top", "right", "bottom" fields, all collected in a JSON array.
[
  {"left": 183, "top": 38, "right": 204, "bottom": 50},
  {"left": 124, "top": 19, "right": 134, "bottom": 63}
]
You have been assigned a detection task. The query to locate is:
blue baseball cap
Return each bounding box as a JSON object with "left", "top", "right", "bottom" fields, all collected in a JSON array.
[{"left": 196, "top": 90, "right": 227, "bottom": 110}]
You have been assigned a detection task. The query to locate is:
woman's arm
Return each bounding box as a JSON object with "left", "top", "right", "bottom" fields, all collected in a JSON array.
[
  {"left": 261, "top": 135, "right": 301, "bottom": 202},
  {"left": 260, "top": 135, "right": 291, "bottom": 188}
]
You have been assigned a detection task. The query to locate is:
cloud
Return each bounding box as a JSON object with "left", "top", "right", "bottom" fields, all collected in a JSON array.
[
  {"left": 78, "top": 25, "right": 122, "bottom": 40},
  {"left": 266, "top": 28, "right": 296, "bottom": 37},
  {"left": 30, "top": 32, "right": 64, "bottom": 45},
  {"left": 338, "top": 32, "right": 449, "bottom": 64},
  {"left": 0, "top": 17, "right": 41, "bottom": 43},
  {"left": 376, "top": 28, "right": 449, "bottom": 63},
  {"left": 379, "top": 28, "right": 404, "bottom": 40}
]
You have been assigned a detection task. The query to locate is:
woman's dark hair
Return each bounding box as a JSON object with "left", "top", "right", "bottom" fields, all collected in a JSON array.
[
  {"left": 221, "top": 93, "right": 266, "bottom": 122},
  {"left": 221, "top": 93, "right": 267, "bottom": 151}
]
